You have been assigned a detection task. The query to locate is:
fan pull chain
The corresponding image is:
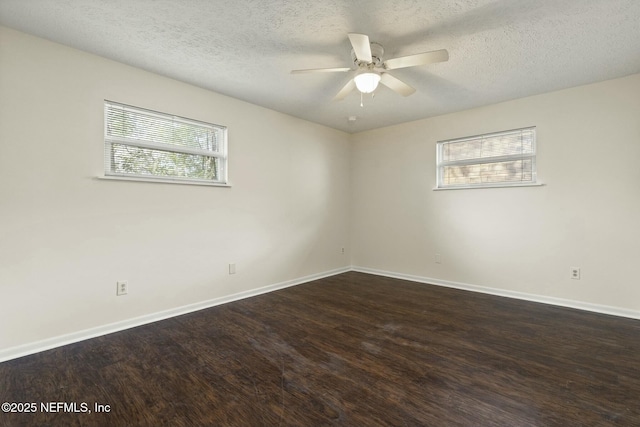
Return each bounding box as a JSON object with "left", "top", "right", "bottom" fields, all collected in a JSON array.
[{"left": 360, "top": 92, "right": 363, "bottom": 107}]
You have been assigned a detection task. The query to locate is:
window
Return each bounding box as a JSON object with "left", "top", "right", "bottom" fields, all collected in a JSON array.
[
  {"left": 104, "top": 101, "right": 227, "bottom": 185},
  {"left": 436, "top": 127, "right": 537, "bottom": 189}
]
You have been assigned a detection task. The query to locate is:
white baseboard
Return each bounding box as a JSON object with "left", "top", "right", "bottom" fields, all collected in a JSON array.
[
  {"left": 352, "top": 266, "right": 640, "bottom": 320},
  {"left": 0, "top": 267, "right": 350, "bottom": 363},
  {"left": 3, "top": 265, "right": 638, "bottom": 364}
]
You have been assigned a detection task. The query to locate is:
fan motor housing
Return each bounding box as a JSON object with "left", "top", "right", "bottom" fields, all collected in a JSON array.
[{"left": 351, "top": 42, "right": 384, "bottom": 67}]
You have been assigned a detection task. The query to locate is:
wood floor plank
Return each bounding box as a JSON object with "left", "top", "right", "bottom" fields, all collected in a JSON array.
[{"left": 1, "top": 271, "right": 639, "bottom": 426}]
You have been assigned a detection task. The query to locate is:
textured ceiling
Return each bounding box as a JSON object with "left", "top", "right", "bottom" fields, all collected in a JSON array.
[{"left": 1, "top": 0, "right": 639, "bottom": 133}]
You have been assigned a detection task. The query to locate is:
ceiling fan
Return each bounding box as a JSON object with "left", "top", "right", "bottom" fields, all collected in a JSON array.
[{"left": 291, "top": 33, "right": 449, "bottom": 101}]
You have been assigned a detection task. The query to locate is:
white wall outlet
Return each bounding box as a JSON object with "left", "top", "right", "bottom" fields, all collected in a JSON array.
[
  {"left": 435, "top": 253, "right": 442, "bottom": 264},
  {"left": 341, "top": 247, "right": 345, "bottom": 255},
  {"left": 229, "top": 263, "right": 236, "bottom": 275},
  {"left": 571, "top": 267, "right": 581, "bottom": 280},
  {"left": 116, "top": 281, "right": 128, "bottom": 296}
]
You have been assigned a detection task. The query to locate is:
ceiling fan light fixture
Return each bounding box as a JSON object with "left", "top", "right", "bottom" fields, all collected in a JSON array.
[{"left": 354, "top": 72, "right": 381, "bottom": 93}]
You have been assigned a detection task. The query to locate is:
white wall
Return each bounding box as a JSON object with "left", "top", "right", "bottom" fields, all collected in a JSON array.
[
  {"left": 351, "top": 73, "right": 640, "bottom": 312},
  {"left": 0, "top": 26, "right": 351, "bottom": 353}
]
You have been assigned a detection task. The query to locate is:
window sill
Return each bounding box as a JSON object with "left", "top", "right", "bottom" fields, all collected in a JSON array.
[
  {"left": 96, "top": 175, "right": 231, "bottom": 187},
  {"left": 433, "top": 182, "right": 545, "bottom": 191}
]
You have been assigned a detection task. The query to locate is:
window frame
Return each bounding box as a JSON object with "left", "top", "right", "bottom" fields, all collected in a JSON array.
[
  {"left": 435, "top": 126, "right": 540, "bottom": 190},
  {"left": 103, "top": 100, "right": 229, "bottom": 187}
]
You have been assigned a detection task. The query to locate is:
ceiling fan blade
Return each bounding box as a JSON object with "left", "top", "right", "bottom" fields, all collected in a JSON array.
[
  {"left": 348, "top": 33, "right": 372, "bottom": 63},
  {"left": 333, "top": 79, "right": 356, "bottom": 101},
  {"left": 384, "top": 49, "right": 449, "bottom": 70},
  {"left": 291, "top": 67, "right": 351, "bottom": 74},
  {"left": 380, "top": 73, "right": 416, "bottom": 96}
]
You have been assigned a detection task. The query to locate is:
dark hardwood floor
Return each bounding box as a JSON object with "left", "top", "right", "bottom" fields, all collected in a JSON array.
[{"left": 1, "top": 271, "right": 639, "bottom": 426}]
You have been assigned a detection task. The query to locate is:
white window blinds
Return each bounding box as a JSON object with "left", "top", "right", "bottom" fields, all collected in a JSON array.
[
  {"left": 436, "top": 127, "right": 537, "bottom": 189},
  {"left": 104, "top": 101, "right": 227, "bottom": 185}
]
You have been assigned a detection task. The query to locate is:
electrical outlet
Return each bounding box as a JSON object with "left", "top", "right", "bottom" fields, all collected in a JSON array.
[
  {"left": 116, "top": 281, "right": 128, "bottom": 296},
  {"left": 570, "top": 267, "right": 581, "bottom": 280},
  {"left": 229, "top": 263, "right": 236, "bottom": 275},
  {"left": 341, "top": 247, "right": 345, "bottom": 255},
  {"left": 435, "top": 253, "right": 442, "bottom": 264}
]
